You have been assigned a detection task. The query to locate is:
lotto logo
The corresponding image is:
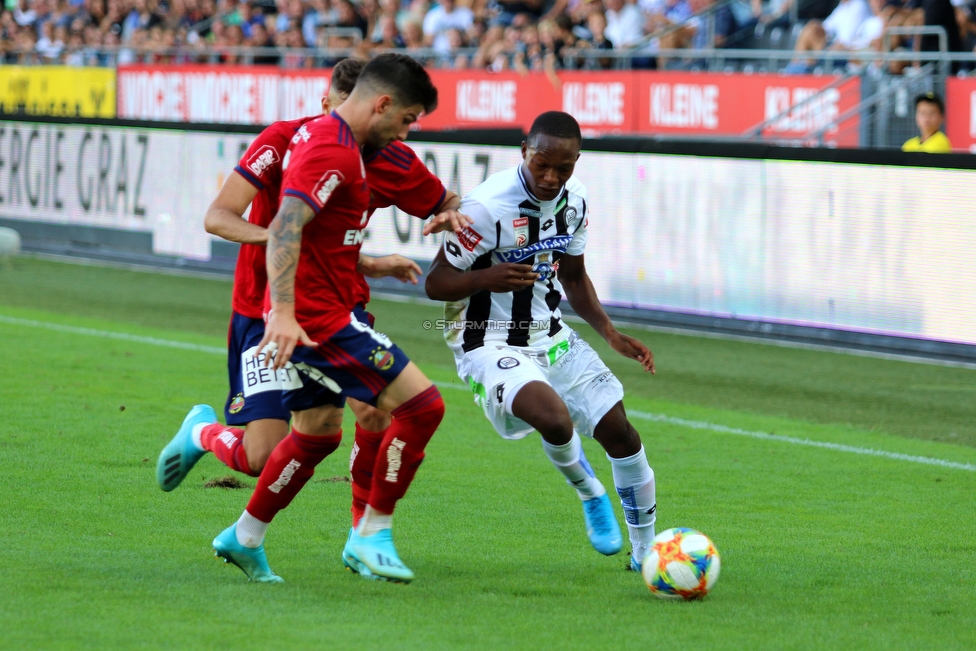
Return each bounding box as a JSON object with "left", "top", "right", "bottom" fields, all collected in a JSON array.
[
  {"left": 247, "top": 145, "right": 279, "bottom": 178},
  {"left": 457, "top": 227, "right": 483, "bottom": 251},
  {"left": 314, "top": 171, "right": 344, "bottom": 206}
]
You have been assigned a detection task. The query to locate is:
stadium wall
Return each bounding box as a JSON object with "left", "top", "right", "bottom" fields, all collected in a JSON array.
[{"left": 0, "top": 116, "right": 973, "bottom": 362}]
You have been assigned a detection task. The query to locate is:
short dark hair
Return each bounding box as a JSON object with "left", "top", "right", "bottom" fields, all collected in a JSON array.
[
  {"left": 331, "top": 57, "right": 367, "bottom": 98},
  {"left": 915, "top": 92, "right": 945, "bottom": 115},
  {"left": 357, "top": 53, "right": 438, "bottom": 114},
  {"left": 527, "top": 111, "right": 582, "bottom": 145}
]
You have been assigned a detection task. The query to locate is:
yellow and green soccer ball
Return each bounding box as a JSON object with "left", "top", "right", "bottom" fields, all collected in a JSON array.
[{"left": 642, "top": 528, "right": 721, "bottom": 600}]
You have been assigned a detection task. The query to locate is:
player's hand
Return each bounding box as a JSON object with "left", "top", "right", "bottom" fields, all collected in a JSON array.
[
  {"left": 254, "top": 309, "right": 317, "bottom": 371},
  {"left": 423, "top": 209, "right": 473, "bottom": 236},
  {"left": 478, "top": 263, "right": 539, "bottom": 292},
  {"left": 365, "top": 254, "right": 423, "bottom": 284},
  {"left": 608, "top": 331, "right": 655, "bottom": 374}
]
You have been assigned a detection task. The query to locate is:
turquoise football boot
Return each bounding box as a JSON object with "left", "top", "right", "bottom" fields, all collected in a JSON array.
[
  {"left": 629, "top": 554, "right": 642, "bottom": 573},
  {"left": 341, "top": 528, "right": 358, "bottom": 574},
  {"left": 343, "top": 528, "right": 415, "bottom": 583},
  {"left": 581, "top": 493, "right": 623, "bottom": 555},
  {"left": 212, "top": 524, "right": 284, "bottom": 583},
  {"left": 156, "top": 404, "right": 216, "bottom": 491}
]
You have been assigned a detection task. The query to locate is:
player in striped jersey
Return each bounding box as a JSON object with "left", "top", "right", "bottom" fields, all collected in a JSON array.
[{"left": 426, "top": 111, "right": 659, "bottom": 571}]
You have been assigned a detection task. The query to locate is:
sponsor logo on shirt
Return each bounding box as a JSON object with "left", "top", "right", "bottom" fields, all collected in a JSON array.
[
  {"left": 513, "top": 218, "right": 529, "bottom": 247},
  {"left": 314, "top": 170, "right": 344, "bottom": 206},
  {"left": 247, "top": 145, "right": 280, "bottom": 178},
  {"left": 496, "top": 235, "right": 574, "bottom": 264},
  {"left": 519, "top": 206, "right": 543, "bottom": 218},
  {"left": 457, "top": 227, "right": 483, "bottom": 251},
  {"left": 292, "top": 124, "right": 311, "bottom": 144}
]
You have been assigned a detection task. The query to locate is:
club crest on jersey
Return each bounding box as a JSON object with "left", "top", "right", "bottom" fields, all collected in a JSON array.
[
  {"left": 247, "top": 145, "right": 280, "bottom": 178},
  {"left": 496, "top": 235, "right": 574, "bottom": 264},
  {"left": 314, "top": 170, "right": 344, "bottom": 206},
  {"left": 457, "top": 227, "right": 483, "bottom": 252},
  {"left": 229, "top": 393, "right": 245, "bottom": 414},
  {"left": 513, "top": 218, "right": 529, "bottom": 247},
  {"left": 371, "top": 347, "right": 395, "bottom": 371},
  {"left": 533, "top": 252, "right": 555, "bottom": 282}
]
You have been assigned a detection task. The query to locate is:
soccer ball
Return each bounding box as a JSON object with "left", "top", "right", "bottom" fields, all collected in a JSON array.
[{"left": 642, "top": 528, "right": 721, "bottom": 600}]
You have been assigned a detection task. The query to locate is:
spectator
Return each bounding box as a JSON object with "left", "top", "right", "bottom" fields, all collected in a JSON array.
[
  {"left": 788, "top": 0, "right": 872, "bottom": 72},
  {"left": 577, "top": 9, "right": 614, "bottom": 68},
  {"left": 402, "top": 17, "right": 425, "bottom": 46},
  {"left": 423, "top": 0, "right": 473, "bottom": 54},
  {"left": 302, "top": 0, "right": 333, "bottom": 45},
  {"left": 490, "top": 0, "right": 544, "bottom": 26},
  {"left": 334, "top": 0, "right": 368, "bottom": 40},
  {"left": 902, "top": 92, "right": 952, "bottom": 152},
  {"left": 603, "top": 0, "right": 643, "bottom": 48},
  {"left": 373, "top": 13, "right": 406, "bottom": 46},
  {"left": 36, "top": 19, "right": 63, "bottom": 57},
  {"left": 14, "top": 0, "right": 38, "bottom": 28}
]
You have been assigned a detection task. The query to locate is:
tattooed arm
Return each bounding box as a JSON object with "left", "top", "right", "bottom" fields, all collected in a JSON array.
[{"left": 255, "top": 196, "right": 319, "bottom": 370}]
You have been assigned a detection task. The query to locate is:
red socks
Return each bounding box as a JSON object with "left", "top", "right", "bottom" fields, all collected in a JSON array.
[
  {"left": 350, "top": 422, "right": 385, "bottom": 527},
  {"left": 245, "top": 428, "right": 342, "bottom": 523},
  {"left": 200, "top": 424, "right": 257, "bottom": 477},
  {"left": 368, "top": 386, "right": 444, "bottom": 515}
]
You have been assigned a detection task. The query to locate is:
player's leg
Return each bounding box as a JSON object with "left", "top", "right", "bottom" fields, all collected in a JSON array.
[
  {"left": 553, "top": 334, "right": 657, "bottom": 570},
  {"left": 213, "top": 402, "right": 344, "bottom": 583},
  {"left": 592, "top": 404, "right": 656, "bottom": 571},
  {"left": 342, "top": 361, "right": 444, "bottom": 582},
  {"left": 347, "top": 397, "right": 392, "bottom": 528},
  {"left": 458, "top": 346, "right": 620, "bottom": 555},
  {"left": 509, "top": 380, "right": 622, "bottom": 555},
  {"left": 156, "top": 314, "right": 291, "bottom": 488}
]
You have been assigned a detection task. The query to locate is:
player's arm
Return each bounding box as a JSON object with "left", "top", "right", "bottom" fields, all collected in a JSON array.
[
  {"left": 204, "top": 172, "right": 265, "bottom": 244},
  {"left": 423, "top": 190, "right": 473, "bottom": 236},
  {"left": 358, "top": 254, "right": 422, "bottom": 284},
  {"left": 425, "top": 247, "right": 537, "bottom": 301},
  {"left": 558, "top": 254, "right": 655, "bottom": 374},
  {"left": 255, "top": 196, "right": 318, "bottom": 370}
]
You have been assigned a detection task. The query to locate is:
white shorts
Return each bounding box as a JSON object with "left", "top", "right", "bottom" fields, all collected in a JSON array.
[{"left": 455, "top": 329, "right": 625, "bottom": 440}]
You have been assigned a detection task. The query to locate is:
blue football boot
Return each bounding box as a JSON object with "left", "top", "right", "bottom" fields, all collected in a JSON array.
[
  {"left": 156, "top": 404, "right": 216, "bottom": 491},
  {"left": 581, "top": 493, "right": 623, "bottom": 555},
  {"left": 212, "top": 524, "right": 284, "bottom": 583},
  {"left": 343, "top": 528, "right": 415, "bottom": 583}
]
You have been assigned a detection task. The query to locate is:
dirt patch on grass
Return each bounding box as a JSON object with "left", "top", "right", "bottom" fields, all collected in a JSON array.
[
  {"left": 203, "top": 476, "right": 252, "bottom": 489},
  {"left": 315, "top": 476, "right": 351, "bottom": 483}
]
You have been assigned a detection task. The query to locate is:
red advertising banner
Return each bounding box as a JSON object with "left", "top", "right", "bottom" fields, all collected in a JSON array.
[
  {"left": 116, "top": 65, "right": 862, "bottom": 144},
  {"left": 946, "top": 78, "right": 976, "bottom": 153}
]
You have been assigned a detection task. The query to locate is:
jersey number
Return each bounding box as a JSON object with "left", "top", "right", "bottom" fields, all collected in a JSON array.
[{"left": 349, "top": 317, "right": 393, "bottom": 348}]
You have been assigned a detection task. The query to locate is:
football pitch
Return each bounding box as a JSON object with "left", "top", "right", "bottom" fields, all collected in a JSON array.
[{"left": 2, "top": 256, "right": 975, "bottom": 650}]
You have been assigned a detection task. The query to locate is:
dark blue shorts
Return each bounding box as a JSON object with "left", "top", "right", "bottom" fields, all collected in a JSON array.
[
  {"left": 224, "top": 311, "right": 293, "bottom": 425},
  {"left": 283, "top": 305, "right": 408, "bottom": 412}
]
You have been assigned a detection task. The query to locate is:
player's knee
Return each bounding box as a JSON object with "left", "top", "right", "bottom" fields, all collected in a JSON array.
[
  {"left": 356, "top": 406, "right": 393, "bottom": 432},
  {"left": 594, "top": 404, "right": 642, "bottom": 458}
]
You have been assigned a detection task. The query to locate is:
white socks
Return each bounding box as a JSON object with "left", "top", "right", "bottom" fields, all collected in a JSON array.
[
  {"left": 542, "top": 432, "right": 606, "bottom": 500},
  {"left": 357, "top": 505, "right": 393, "bottom": 537},
  {"left": 190, "top": 423, "right": 207, "bottom": 451},
  {"left": 609, "top": 447, "right": 657, "bottom": 564},
  {"left": 236, "top": 510, "right": 270, "bottom": 548}
]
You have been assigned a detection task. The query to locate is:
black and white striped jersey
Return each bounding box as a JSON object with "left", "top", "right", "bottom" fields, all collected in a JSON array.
[{"left": 442, "top": 164, "right": 589, "bottom": 355}]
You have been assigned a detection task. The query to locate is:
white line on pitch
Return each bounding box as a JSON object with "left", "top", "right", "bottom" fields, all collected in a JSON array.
[
  {"left": 0, "top": 315, "right": 226, "bottom": 355},
  {"left": 626, "top": 411, "right": 976, "bottom": 473},
  {"left": 2, "top": 312, "right": 973, "bottom": 473}
]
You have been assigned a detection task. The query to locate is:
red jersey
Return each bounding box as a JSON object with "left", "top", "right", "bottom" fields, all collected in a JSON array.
[
  {"left": 277, "top": 112, "right": 370, "bottom": 340},
  {"left": 353, "top": 141, "right": 448, "bottom": 306},
  {"left": 231, "top": 116, "right": 317, "bottom": 319}
]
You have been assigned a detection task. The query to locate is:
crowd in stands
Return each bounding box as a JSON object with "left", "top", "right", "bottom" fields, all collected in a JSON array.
[{"left": 0, "top": 0, "right": 974, "bottom": 69}]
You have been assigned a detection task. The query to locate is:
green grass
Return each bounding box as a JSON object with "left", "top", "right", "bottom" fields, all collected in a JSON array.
[{"left": 1, "top": 256, "right": 975, "bottom": 650}]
